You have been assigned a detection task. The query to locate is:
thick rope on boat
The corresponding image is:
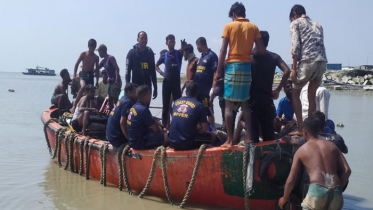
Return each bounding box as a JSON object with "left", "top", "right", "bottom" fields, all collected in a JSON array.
[
  {"left": 160, "top": 146, "right": 175, "bottom": 206},
  {"left": 84, "top": 138, "right": 91, "bottom": 180},
  {"left": 178, "top": 144, "right": 207, "bottom": 208},
  {"left": 63, "top": 132, "right": 74, "bottom": 170},
  {"left": 69, "top": 135, "right": 77, "bottom": 173},
  {"left": 100, "top": 142, "right": 109, "bottom": 186},
  {"left": 243, "top": 143, "right": 251, "bottom": 210},
  {"left": 56, "top": 128, "right": 67, "bottom": 166},
  {"left": 43, "top": 118, "right": 59, "bottom": 156},
  {"left": 52, "top": 127, "right": 62, "bottom": 159},
  {"left": 117, "top": 144, "right": 126, "bottom": 191},
  {"left": 74, "top": 136, "right": 79, "bottom": 173},
  {"left": 138, "top": 146, "right": 162, "bottom": 198},
  {"left": 79, "top": 139, "right": 85, "bottom": 175},
  {"left": 122, "top": 145, "right": 133, "bottom": 195}
]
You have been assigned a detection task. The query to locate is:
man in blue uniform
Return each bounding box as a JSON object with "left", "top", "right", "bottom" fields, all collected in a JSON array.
[
  {"left": 169, "top": 82, "right": 219, "bottom": 150},
  {"left": 155, "top": 34, "right": 187, "bottom": 129},
  {"left": 195, "top": 37, "right": 218, "bottom": 127},
  {"left": 127, "top": 85, "right": 167, "bottom": 150},
  {"left": 106, "top": 83, "right": 137, "bottom": 148},
  {"left": 125, "top": 31, "right": 158, "bottom": 99}
]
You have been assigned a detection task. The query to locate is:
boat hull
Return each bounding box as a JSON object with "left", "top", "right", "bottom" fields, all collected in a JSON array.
[
  {"left": 41, "top": 109, "right": 294, "bottom": 209},
  {"left": 23, "top": 72, "right": 56, "bottom": 76}
]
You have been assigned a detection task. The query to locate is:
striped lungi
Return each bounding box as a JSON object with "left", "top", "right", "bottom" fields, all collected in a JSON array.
[{"left": 224, "top": 62, "right": 252, "bottom": 102}]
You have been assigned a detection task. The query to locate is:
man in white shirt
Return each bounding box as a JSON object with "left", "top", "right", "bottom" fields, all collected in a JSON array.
[
  {"left": 300, "top": 82, "right": 330, "bottom": 121},
  {"left": 95, "top": 70, "right": 109, "bottom": 108}
]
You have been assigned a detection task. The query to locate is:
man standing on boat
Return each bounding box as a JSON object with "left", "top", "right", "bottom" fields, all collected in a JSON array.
[
  {"left": 181, "top": 44, "right": 199, "bottom": 95},
  {"left": 278, "top": 115, "right": 350, "bottom": 209},
  {"left": 125, "top": 31, "right": 158, "bottom": 99},
  {"left": 155, "top": 35, "right": 187, "bottom": 130},
  {"left": 97, "top": 44, "right": 121, "bottom": 111},
  {"left": 106, "top": 83, "right": 138, "bottom": 148},
  {"left": 72, "top": 39, "right": 100, "bottom": 112},
  {"left": 288, "top": 4, "right": 328, "bottom": 136},
  {"left": 51, "top": 69, "right": 73, "bottom": 112},
  {"left": 127, "top": 85, "right": 168, "bottom": 150},
  {"left": 212, "top": 2, "right": 265, "bottom": 147},
  {"left": 194, "top": 37, "right": 218, "bottom": 128}
]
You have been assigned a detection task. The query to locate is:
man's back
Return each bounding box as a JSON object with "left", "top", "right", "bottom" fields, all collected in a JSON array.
[
  {"left": 251, "top": 51, "right": 284, "bottom": 98},
  {"left": 222, "top": 18, "right": 261, "bottom": 63},
  {"left": 299, "top": 139, "right": 341, "bottom": 187}
]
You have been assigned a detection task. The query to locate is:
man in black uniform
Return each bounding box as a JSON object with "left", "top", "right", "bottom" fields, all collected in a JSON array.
[
  {"left": 155, "top": 34, "right": 186, "bottom": 129},
  {"left": 125, "top": 31, "right": 158, "bottom": 99}
]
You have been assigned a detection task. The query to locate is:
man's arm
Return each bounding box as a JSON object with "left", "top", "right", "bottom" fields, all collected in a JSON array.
[
  {"left": 273, "top": 62, "right": 291, "bottom": 99},
  {"left": 110, "top": 57, "right": 120, "bottom": 83},
  {"left": 279, "top": 150, "right": 302, "bottom": 208},
  {"left": 74, "top": 53, "right": 84, "bottom": 78},
  {"left": 149, "top": 50, "right": 158, "bottom": 99},
  {"left": 95, "top": 56, "right": 100, "bottom": 86},
  {"left": 213, "top": 37, "right": 229, "bottom": 88},
  {"left": 179, "top": 39, "right": 187, "bottom": 54},
  {"left": 150, "top": 122, "right": 162, "bottom": 133},
  {"left": 197, "top": 122, "right": 208, "bottom": 134},
  {"left": 155, "top": 54, "right": 165, "bottom": 76},
  {"left": 125, "top": 50, "right": 133, "bottom": 84},
  {"left": 337, "top": 150, "right": 351, "bottom": 188},
  {"left": 120, "top": 116, "right": 129, "bottom": 140},
  {"left": 290, "top": 22, "right": 301, "bottom": 83},
  {"left": 253, "top": 38, "right": 265, "bottom": 55}
]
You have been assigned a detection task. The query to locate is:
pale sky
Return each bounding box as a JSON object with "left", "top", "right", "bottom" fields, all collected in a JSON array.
[{"left": 1, "top": 0, "right": 372, "bottom": 74}]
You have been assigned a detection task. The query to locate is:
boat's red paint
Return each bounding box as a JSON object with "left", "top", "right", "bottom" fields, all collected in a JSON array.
[{"left": 42, "top": 109, "right": 284, "bottom": 209}]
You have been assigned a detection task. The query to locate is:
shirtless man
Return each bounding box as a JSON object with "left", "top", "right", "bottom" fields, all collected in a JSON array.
[
  {"left": 71, "top": 85, "right": 105, "bottom": 136},
  {"left": 72, "top": 39, "right": 100, "bottom": 112},
  {"left": 51, "top": 69, "right": 72, "bottom": 111},
  {"left": 278, "top": 116, "right": 351, "bottom": 210}
]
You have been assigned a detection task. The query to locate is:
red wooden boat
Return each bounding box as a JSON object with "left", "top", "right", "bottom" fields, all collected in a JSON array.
[{"left": 41, "top": 108, "right": 297, "bottom": 210}]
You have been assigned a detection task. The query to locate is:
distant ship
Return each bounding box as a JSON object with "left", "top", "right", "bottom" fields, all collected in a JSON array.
[{"left": 23, "top": 66, "right": 56, "bottom": 76}]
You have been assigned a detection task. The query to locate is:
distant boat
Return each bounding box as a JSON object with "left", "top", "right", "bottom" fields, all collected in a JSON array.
[{"left": 23, "top": 66, "right": 56, "bottom": 76}]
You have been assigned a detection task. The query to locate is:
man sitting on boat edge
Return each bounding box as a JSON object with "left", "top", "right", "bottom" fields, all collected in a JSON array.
[
  {"left": 127, "top": 85, "right": 168, "bottom": 150},
  {"left": 51, "top": 69, "right": 73, "bottom": 114},
  {"left": 168, "top": 82, "right": 225, "bottom": 150},
  {"left": 106, "top": 83, "right": 138, "bottom": 148}
]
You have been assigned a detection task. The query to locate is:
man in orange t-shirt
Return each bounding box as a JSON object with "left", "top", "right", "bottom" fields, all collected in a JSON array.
[{"left": 213, "top": 2, "right": 265, "bottom": 147}]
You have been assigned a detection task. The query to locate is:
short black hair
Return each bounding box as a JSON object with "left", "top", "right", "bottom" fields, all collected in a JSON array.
[
  {"left": 125, "top": 83, "right": 138, "bottom": 93},
  {"left": 289, "top": 4, "right": 306, "bottom": 22},
  {"left": 85, "top": 84, "right": 95, "bottom": 92},
  {"left": 229, "top": 2, "right": 246, "bottom": 18},
  {"left": 101, "top": 70, "right": 107, "bottom": 75},
  {"left": 303, "top": 116, "right": 320, "bottom": 138},
  {"left": 136, "top": 85, "right": 150, "bottom": 99},
  {"left": 184, "top": 44, "right": 194, "bottom": 54},
  {"left": 260, "top": 31, "right": 270, "bottom": 48},
  {"left": 88, "top": 39, "right": 97, "bottom": 47},
  {"left": 284, "top": 80, "right": 292, "bottom": 90},
  {"left": 311, "top": 111, "right": 326, "bottom": 131},
  {"left": 160, "top": 49, "right": 168, "bottom": 56},
  {"left": 137, "top": 31, "right": 147, "bottom": 39},
  {"left": 186, "top": 82, "right": 199, "bottom": 97},
  {"left": 196, "top": 37, "right": 207, "bottom": 46},
  {"left": 60, "top": 69, "right": 69, "bottom": 78},
  {"left": 166, "top": 34, "right": 175, "bottom": 41}
]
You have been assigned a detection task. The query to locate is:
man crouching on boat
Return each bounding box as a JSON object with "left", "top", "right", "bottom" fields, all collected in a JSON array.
[
  {"left": 168, "top": 82, "right": 223, "bottom": 150},
  {"left": 278, "top": 116, "right": 351, "bottom": 210},
  {"left": 127, "top": 85, "right": 168, "bottom": 150},
  {"left": 106, "top": 83, "right": 138, "bottom": 148},
  {"left": 71, "top": 85, "right": 105, "bottom": 136},
  {"left": 51, "top": 69, "right": 73, "bottom": 113}
]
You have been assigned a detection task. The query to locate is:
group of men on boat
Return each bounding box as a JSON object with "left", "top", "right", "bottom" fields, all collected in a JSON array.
[{"left": 51, "top": 2, "right": 351, "bottom": 209}]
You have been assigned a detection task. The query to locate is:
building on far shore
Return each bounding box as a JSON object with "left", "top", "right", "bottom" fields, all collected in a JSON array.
[
  {"left": 327, "top": 63, "right": 342, "bottom": 70},
  {"left": 342, "top": 66, "right": 354, "bottom": 70},
  {"left": 355, "top": 65, "right": 373, "bottom": 70}
]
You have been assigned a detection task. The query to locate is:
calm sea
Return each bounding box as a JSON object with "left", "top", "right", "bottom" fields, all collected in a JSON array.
[{"left": 0, "top": 72, "right": 372, "bottom": 210}]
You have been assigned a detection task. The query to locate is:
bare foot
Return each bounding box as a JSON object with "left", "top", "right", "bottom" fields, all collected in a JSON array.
[
  {"left": 221, "top": 141, "right": 233, "bottom": 149},
  {"left": 289, "top": 130, "right": 303, "bottom": 136}
]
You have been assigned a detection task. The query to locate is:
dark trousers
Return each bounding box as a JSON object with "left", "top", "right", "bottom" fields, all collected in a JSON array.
[
  {"left": 249, "top": 96, "right": 276, "bottom": 143},
  {"left": 162, "top": 82, "right": 181, "bottom": 127}
]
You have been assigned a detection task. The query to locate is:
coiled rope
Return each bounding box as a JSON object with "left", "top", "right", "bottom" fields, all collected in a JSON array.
[
  {"left": 79, "top": 139, "right": 85, "bottom": 175},
  {"left": 63, "top": 132, "right": 74, "bottom": 170},
  {"left": 243, "top": 143, "right": 250, "bottom": 210},
  {"left": 56, "top": 128, "right": 67, "bottom": 166},
  {"left": 43, "top": 118, "right": 59, "bottom": 156},
  {"left": 117, "top": 144, "right": 126, "bottom": 191},
  {"left": 100, "top": 142, "right": 109, "bottom": 186},
  {"left": 69, "top": 135, "right": 77, "bottom": 173},
  {"left": 84, "top": 137, "right": 91, "bottom": 180},
  {"left": 121, "top": 145, "right": 133, "bottom": 195},
  {"left": 138, "top": 146, "right": 162, "bottom": 198}
]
